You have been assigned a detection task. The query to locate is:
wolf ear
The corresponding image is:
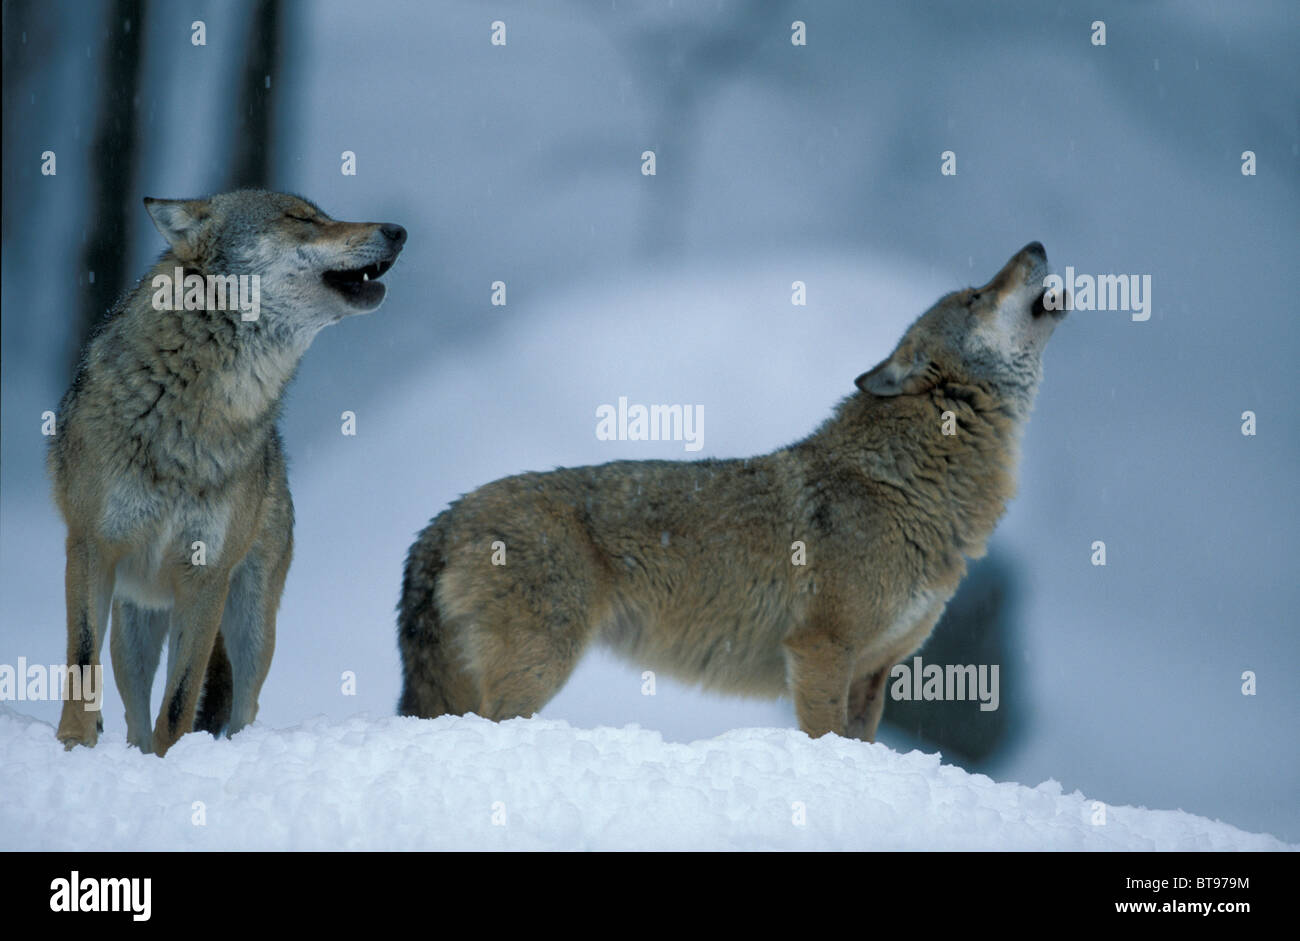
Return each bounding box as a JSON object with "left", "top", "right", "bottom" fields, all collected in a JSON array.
[
  {"left": 855, "top": 344, "right": 934, "bottom": 397},
  {"left": 144, "top": 197, "right": 211, "bottom": 262}
]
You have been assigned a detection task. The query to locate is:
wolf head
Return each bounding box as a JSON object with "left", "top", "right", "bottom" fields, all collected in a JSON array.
[
  {"left": 856, "top": 242, "right": 1065, "bottom": 406},
  {"left": 143, "top": 189, "right": 406, "bottom": 329}
]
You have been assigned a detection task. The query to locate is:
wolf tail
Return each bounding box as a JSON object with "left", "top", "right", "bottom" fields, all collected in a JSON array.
[
  {"left": 397, "top": 514, "right": 474, "bottom": 718},
  {"left": 194, "top": 632, "right": 233, "bottom": 736}
]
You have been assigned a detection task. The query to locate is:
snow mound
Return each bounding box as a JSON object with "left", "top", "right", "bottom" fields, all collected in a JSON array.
[{"left": 0, "top": 708, "right": 1289, "bottom": 851}]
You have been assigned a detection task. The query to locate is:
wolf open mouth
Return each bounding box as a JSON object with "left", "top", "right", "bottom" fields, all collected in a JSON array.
[
  {"left": 322, "top": 258, "right": 395, "bottom": 308},
  {"left": 1031, "top": 287, "right": 1067, "bottom": 320},
  {"left": 1031, "top": 288, "right": 1050, "bottom": 318}
]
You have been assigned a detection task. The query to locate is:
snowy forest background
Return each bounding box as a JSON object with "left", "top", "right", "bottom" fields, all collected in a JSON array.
[{"left": 2, "top": 0, "right": 1296, "bottom": 843}]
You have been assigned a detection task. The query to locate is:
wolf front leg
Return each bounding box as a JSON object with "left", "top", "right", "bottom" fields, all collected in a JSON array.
[
  {"left": 152, "top": 571, "right": 232, "bottom": 756},
  {"left": 218, "top": 539, "right": 291, "bottom": 737},
  {"left": 110, "top": 600, "right": 170, "bottom": 751},
  {"left": 845, "top": 668, "right": 889, "bottom": 742},
  {"left": 846, "top": 599, "right": 948, "bottom": 741},
  {"left": 782, "top": 625, "right": 854, "bottom": 738},
  {"left": 56, "top": 535, "right": 116, "bottom": 749}
]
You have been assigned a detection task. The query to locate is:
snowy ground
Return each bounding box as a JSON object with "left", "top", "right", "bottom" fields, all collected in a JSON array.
[{"left": 1, "top": 707, "right": 1289, "bottom": 851}]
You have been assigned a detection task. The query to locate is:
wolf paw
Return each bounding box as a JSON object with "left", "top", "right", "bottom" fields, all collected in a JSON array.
[
  {"left": 56, "top": 728, "right": 99, "bottom": 750},
  {"left": 844, "top": 717, "right": 877, "bottom": 743}
]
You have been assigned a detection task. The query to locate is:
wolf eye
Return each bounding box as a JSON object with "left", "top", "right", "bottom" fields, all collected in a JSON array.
[{"left": 285, "top": 213, "right": 313, "bottom": 222}]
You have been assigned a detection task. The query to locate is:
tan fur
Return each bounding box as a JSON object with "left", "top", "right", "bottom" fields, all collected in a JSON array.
[
  {"left": 51, "top": 189, "right": 405, "bottom": 755},
  {"left": 398, "top": 243, "right": 1064, "bottom": 739}
]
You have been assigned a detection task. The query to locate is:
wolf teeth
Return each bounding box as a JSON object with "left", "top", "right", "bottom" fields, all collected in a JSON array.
[{"left": 363, "top": 272, "right": 369, "bottom": 281}]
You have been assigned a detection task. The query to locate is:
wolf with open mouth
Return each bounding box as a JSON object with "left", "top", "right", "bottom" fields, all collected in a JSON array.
[
  {"left": 49, "top": 189, "right": 405, "bottom": 756},
  {"left": 397, "top": 243, "right": 1064, "bottom": 742}
]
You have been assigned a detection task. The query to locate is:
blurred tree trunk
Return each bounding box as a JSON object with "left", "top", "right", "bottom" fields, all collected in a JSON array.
[
  {"left": 595, "top": 0, "right": 787, "bottom": 257},
  {"left": 227, "top": 0, "right": 281, "bottom": 190},
  {"left": 74, "top": 0, "right": 146, "bottom": 376},
  {"left": 1, "top": 0, "right": 43, "bottom": 245}
]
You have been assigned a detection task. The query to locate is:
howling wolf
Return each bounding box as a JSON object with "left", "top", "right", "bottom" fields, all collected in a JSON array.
[{"left": 397, "top": 243, "right": 1063, "bottom": 740}]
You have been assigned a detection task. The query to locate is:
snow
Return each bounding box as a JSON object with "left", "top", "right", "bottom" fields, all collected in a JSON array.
[{"left": 0, "top": 706, "right": 1287, "bottom": 852}]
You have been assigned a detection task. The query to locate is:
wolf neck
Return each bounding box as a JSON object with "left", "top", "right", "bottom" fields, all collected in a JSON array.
[
  {"left": 117, "top": 256, "right": 314, "bottom": 477},
  {"left": 146, "top": 255, "right": 316, "bottom": 420},
  {"left": 818, "top": 382, "right": 1027, "bottom": 556}
]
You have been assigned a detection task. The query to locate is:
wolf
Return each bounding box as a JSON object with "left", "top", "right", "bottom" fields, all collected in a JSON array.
[
  {"left": 50, "top": 189, "right": 405, "bottom": 756},
  {"left": 397, "top": 243, "right": 1063, "bottom": 740}
]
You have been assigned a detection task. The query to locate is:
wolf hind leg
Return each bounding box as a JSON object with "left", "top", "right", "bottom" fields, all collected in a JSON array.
[
  {"left": 399, "top": 510, "right": 605, "bottom": 722},
  {"left": 109, "top": 600, "right": 169, "bottom": 751},
  {"left": 396, "top": 612, "right": 481, "bottom": 720},
  {"left": 397, "top": 525, "right": 481, "bottom": 718},
  {"left": 473, "top": 604, "right": 596, "bottom": 721}
]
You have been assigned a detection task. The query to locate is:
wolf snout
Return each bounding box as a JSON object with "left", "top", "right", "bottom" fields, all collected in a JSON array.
[
  {"left": 985, "top": 241, "right": 1048, "bottom": 296},
  {"left": 379, "top": 223, "right": 407, "bottom": 249},
  {"left": 1014, "top": 241, "right": 1049, "bottom": 292},
  {"left": 1014, "top": 242, "right": 1047, "bottom": 283}
]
